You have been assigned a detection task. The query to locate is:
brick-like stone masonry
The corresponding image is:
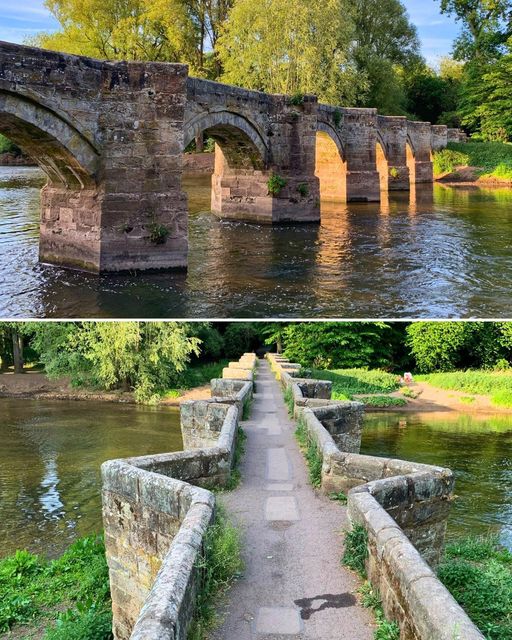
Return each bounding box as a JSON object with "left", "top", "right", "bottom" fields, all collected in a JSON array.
[
  {"left": 267, "top": 353, "right": 485, "bottom": 640},
  {"left": 0, "top": 41, "right": 465, "bottom": 272},
  {"left": 102, "top": 354, "right": 256, "bottom": 639}
]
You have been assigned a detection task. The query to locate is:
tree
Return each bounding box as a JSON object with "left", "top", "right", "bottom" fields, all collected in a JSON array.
[
  {"left": 404, "top": 63, "right": 460, "bottom": 124},
  {"left": 216, "top": 0, "right": 362, "bottom": 104},
  {"left": 29, "top": 322, "right": 201, "bottom": 402},
  {"left": 280, "top": 322, "right": 399, "bottom": 370},
  {"left": 438, "top": 0, "right": 512, "bottom": 61},
  {"left": 0, "top": 323, "right": 37, "bottom": 373},
  {"left": 352, "top": 0, "right": 421, "bottom": 113},
  {"left": 32, "top": 0, "right": 200, "bottom": 69}
]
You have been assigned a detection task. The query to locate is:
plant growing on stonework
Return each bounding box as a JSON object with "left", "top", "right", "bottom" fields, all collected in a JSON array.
[
  {"left": 333, "top": 109, "right": 342, "bottom": 127},
  {"left": 297, "top": 183, "right": 309, "bottom": 197},
  {"left": 389, "top": 167, "right": 400, "bottom": 180},
  {"left": 267, "top": 173, "right": 287, "bottom": 196},
  {"left": 294, "top": 416, "right": 322, "bottom": 488},
  {"left": 283, "top": 386, "right": 295, "bottom": 415},
  {"left": 148, "top": 222, "right": 170, "bottom": 244},
  {"left": 342, "top": 524, "right": 368, "bottom": 578},
  {"left": 289, "top": 92, "right": 305, "bottom": 106}
]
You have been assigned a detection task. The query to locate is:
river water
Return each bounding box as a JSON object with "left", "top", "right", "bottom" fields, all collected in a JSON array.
[
  {"left": 0, "top": 397, "right": 181, "bottom": 558},
  {"left": 362, "top": 411, "right": 512, "bottom": 550},
  {"left": 2, "top": 167, "right": 512, "bottom": 318},
  {"left": 1, "top": 397, "right": 511, "bottom": 558}
]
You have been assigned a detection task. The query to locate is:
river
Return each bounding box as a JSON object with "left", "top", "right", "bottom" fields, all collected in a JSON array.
[
  {"left": 1, "top": 397, "right": 511, "bottom": 558},
  {"left": 362, "top": 411, "right": 512, "bottom": 551},
  {"left": 2, "top": 167, "right": 512, "bottom": 318},
  {"left": 0, "top": 397, "right": 181, "bottom": 558}
]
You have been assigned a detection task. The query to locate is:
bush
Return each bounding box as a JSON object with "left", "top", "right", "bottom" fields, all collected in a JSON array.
[
  {"left": 294, "top": 416, "right": 322, "bottom": 488},
  {"left": 0, "top": 134, "right": 20, "bottom": 155},
  {"left": 223, "top": 323, "right": 261, "bottom": 359},
  {"left": 44, "top": 608, "right": 112, "bottom": 640},
  {"left": 433, "top": 148, "right": 469, "bottom": 176}
]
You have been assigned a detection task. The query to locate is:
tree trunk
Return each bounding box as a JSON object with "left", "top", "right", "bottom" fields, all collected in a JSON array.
[{"left": 12, "top": 330, "right": 24, "bottom": 374}]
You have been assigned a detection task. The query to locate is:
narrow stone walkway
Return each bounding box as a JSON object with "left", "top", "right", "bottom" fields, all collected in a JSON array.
[{"left": 213, "top": 360, "right": 374, "bottom": 640}]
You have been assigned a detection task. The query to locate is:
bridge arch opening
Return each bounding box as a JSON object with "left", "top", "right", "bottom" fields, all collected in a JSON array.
[
  {"left": 406, "top": 139, "right": 416, "bottom": 184},
  {"left": 315, "top": 129, "right": 347, "bottom": 202},
  {"left": 376, "top": 138, "right": 389, "bottom": 192},
  {"left": 0, "top": 92, "right": 99, "bottom": 189}
]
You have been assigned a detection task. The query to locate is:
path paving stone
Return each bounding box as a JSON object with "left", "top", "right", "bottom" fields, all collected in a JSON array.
[{"left": 212, "top": 360, "right": 374, "bottom": 640}]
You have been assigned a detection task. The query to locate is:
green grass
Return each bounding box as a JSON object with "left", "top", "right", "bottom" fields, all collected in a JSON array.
[
  {"left": 222, "top": 426, "right": 247, "bottom": 491},
  {"left": 0, "top": 535, "right": 112, "bottom": 638},
  {"left": 342, "top": 524, "right": 368, "bottom": 578},
  {"left": 329, "top": 491, "right": 348, "bottom": 504},
  {"left": 358, "top": 395, "right": 407, "bottom": 408},
  {"left": 438, "top": 535, "right": 512, "bottom": 640},
  {"left": 416, "top": 370, "right": 512, "bottom": 408},
  {"left": 188, "top": 505, "right": 243, "bottom": 640},
  {"left": 283, "top": 385, "right": 295, "bottom": 416},
  {"left": 163, "top": 360, "right": 229, "bottom": 398},
  {"left": 433, "top": 141, "right": 512, "bottom": 181},
  {"left": 359, "top": 583, "right": 400, "bottom": 640},
  {"left": 311, "top": 368, "right": 399, "bottom": 400},
  {"left": 294, "top": 415, "right": 322, "bottom": 488}
]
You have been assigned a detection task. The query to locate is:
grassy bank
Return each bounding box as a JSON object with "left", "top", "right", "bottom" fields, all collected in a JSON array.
[
  {"left": 438, "top": 535, "right": 512, "bottom": 640},
  {"left": 310, "top": 368, "right": 406, "bottom": 408},
  {"left": 416, "top": 370, "right": 512, "bottom": 408},
  {"left": 0, "top": 134, "right": 19, "bottom": 156},
  {"left": 433, "top": 141, "right": 512, "bottom": 181},
  {"left": 163, "top": 360, "right": 229, "bottom": 398},
  {"left": 0, "top": 535, "right": 112, "bottom": 639}
]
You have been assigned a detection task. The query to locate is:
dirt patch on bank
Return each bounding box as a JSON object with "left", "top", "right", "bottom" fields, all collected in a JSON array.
[
  {"left": 365, "top": 381, "right": 512, "bottom": 414},
  {"left": 0, "top": 372, "right": 210, "bottom": 404},
  {"left": 436, "top": 165, "right": 512, "bottom": 187}
]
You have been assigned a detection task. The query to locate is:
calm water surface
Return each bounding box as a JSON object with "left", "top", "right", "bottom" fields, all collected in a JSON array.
[
  {"left": 362, "top": 412, "right": 512, "bottom": 550},
  {"left": 0, "top": 397, "right": 181, "bottom": 558},
  {"left": 1, "top": 167, "right": 512, "bottom": 318}
]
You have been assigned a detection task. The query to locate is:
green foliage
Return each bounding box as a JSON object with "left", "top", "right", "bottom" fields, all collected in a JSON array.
[
  {"left": 406, "top": 322, "right": 512, "bottom": 373},
  {"left": 289, "top": 93, "right": 305, "bottom": 106},
  {"left": 242, "top": 396, "right": 252, "bottom": 420},
  {"left": 329, "top": 491, "right": 348, "bottom": 504},
  {"left": 297, "top": 183, "right": 309, "bottom": 197},
  {"left": 438, "top": 535, "right": 512, "bottom": 640},
  {"left": 29, "top": 322, "right": 200, "bottom": 403},
  {"left": 188, "top": 505, "right": 243, "bottom": 639},
  {"left": 191, "top": 324, "right": 225, "bottom": 361},
  {"left": 359, "top": 583, "right": 400, "bottom": 640},
  {"left": 217, "top": 0, "right": 362, "bottom": 104},
  {"left": 282, "top": 322, "right": 405, "bottom": 370},
  {"left": 311, "top": 368, "right": 399, "bottom": 399},
  {"left": 333, "top": 109, "right": 342, "bottom": 127},
  {"left": 342, "top": 524, "right": 368, "bottom": 578},
  {"left": 148, "top": 222, "right": 170, "bottom": 244},
  {"left": 167, "top": 360, "right": 229, "bottom": 395},
  {"left": 442, "top": 141, "right": 512, "bottom": 177},
  {"left": 222, "top": 323, "right": 261, "bottom": 359},
  {"left": 283, "top": 386, "right": 295, "bottom": 416},
  {"left": 223, "top": 427, "right": 248, "bottom": 490},
  {"left": 267, "top": 174, "right": 287, "bottom": 196},
  {"left": 416, "top": 370, "right": 512, "bottom": 407},
  {"left": 0, "top": 535, "right": 111, "bottom": 636},
  {"left": 0, "top": 134, "right": 20, "bottom": 155},
  {"left": 294, "top": 416, "right": 322, "bottom": 488},
  {"left": 433, "top": 148, "right": 470, "bottom": 176}
]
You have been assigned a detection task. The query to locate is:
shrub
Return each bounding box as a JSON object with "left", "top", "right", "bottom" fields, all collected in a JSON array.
[
  {"left": 433, "top": 148, "right": 469, "bottom": 176},
  {"left": 359, "top": 395, "right": 407, "bottom": 408},
  {"left": 297, "top": 183, "right": 309, "bottom": 197},
  {"left": 294, "top": 416, "right": 322, "bottom": 488},
  {"left": 267, "top": 173, "right": 287, "bottom": 196}
]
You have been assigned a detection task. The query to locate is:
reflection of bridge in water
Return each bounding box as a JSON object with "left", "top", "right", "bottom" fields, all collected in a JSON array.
[{"left": 0, "top": 41, "right": 464, "bottom": 272}]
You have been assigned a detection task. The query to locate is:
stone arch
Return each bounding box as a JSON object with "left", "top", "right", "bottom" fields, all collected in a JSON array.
[
  {"left": 0, "top": 91, "right": 99, "bottom": 188},
  {"left": 183, "top": 110, "right": 268, "bottom": 170},
  {"left": 315, "top": 124, "right": 347, "bottom": 202}
]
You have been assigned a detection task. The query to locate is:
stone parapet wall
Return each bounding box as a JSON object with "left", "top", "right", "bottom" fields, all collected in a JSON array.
[
  {"left": 266, "top": 354, "right": 484, "bottom": 640},
  {"left": 102, "top": 354, "right": 256, "bottom": 639}
]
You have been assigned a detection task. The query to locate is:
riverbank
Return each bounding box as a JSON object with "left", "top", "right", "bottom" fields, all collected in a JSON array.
[
  {"left": 0, "top": 370, "right": 213, "bottom": 405},
  {"left": 434, "top": 141, "right": 512, "bottom": 186}
]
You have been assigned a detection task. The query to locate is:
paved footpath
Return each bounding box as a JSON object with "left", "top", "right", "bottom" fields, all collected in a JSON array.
[{"left": 212, "top": 360, "right": 374, "bottom": 640}]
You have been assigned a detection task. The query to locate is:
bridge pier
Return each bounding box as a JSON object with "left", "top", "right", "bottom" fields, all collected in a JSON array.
[
  {"left": 407, "top": 122, "right": 434, "bottom": 184},
  {"left": 377, "top": 116, "right": 410, "bottom": 191},
  {"left": 341, "top": 109, "right": 380, "bottom": 202}
]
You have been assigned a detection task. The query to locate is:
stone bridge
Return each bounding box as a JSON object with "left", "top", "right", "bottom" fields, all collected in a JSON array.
[{"left": 0, "top": 41, "right": 461, "bottom": 272}]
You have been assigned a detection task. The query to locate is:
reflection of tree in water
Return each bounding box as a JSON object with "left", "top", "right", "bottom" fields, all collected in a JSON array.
[{"left": 361, "top": 412, "right": 512, "bottom": 549}]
